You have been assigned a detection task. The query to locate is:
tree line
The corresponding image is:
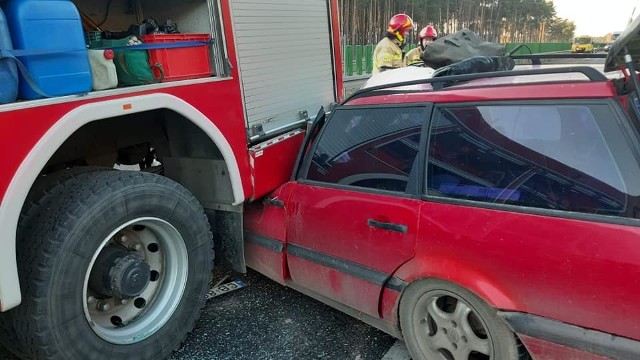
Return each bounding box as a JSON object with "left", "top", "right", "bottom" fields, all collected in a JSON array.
[{"left": 339, "top": 0, "right": 577, "bottom": 45}]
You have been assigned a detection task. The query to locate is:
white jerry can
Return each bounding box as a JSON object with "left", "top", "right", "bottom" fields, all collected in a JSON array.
[{"left": 88, "top": 49, "right": 118, "bottom": 90}]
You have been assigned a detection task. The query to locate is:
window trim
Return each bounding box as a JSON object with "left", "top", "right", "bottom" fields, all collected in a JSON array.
[
  {"left": 422, "top": 98, "right": 640, "bottom": 226},
  {"left": 613, "top": 95, "right": 640, "bottom": 164},
  {"left": 625, "top": 93, "right": 640, "bottom": 128},
  {"left": 296, "top": 103, "right": 433, "bottom": 197},
  {"left": 292, "top": 107, "right": 327, "bottom": 181},
  {"left": 424, "top": 195, "right": 640, "bottom": 228}
]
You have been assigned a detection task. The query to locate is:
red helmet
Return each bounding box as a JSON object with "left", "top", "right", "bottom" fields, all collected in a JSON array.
[
  {"left": 419, "top": 25, "right": 438, "bottom": 40},
  {"left": 387, "top": 14, "right": 415, "bottom": 36}
]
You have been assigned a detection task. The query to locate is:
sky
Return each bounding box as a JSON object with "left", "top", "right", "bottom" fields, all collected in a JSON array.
[{"left": 552, "top": 0, "right": 639, "bottom": 36}]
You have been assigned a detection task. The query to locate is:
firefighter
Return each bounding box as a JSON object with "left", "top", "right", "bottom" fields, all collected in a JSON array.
[
  {"left": 405, "top": 25, "right": 438, "bottom": 66},
  {"left": 372, "top": 14, "right": 415, "bottom": 74}
]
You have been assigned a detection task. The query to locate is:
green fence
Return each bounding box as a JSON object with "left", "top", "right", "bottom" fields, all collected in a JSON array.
[{"left": 343, "top": 43, "right": 572, "bottom": 77}]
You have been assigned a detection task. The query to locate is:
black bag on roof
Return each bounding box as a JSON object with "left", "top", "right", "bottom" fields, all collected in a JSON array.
[
  {"left": 421, "top": 29, "right": 506, "bottom": 69},
  {"left": 430, "top": 56, "right": 515, "bottom": 88},
  {"left": 432, "top": 56, "right": 515, "bottom": 78}
]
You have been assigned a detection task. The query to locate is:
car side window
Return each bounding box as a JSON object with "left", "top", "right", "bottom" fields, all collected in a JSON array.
[
  {"left": 427, "top": 103, "right": 640, "bottom": 218},
  {"left": 305, "top": 106, "right": 426, "bottom": 193}
]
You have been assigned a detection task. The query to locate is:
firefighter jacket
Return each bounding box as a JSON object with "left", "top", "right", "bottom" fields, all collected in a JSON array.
[
  {"left": 373, "top": 37, "right": 404, "bottom": 74},
  {"left": 404, "top": 46, "right": 424, "bottom": 66}
]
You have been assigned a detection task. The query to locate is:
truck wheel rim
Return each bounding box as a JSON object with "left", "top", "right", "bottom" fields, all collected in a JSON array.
[{"left": 82, "top": 217, "right": 189, "bottom": 344}]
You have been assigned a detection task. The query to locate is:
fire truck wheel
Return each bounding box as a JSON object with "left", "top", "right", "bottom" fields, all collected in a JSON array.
[
  {"left": 19, "top": 166, "right": 113, "bottom": 236},
  {"left": 0, "top": 166, "right": 112, "bottom": 358},
  {"left": 10, "top": 170, "right": 214, "bottom": 360},
  {"left": 399, "top": 279, "right": 523, "bottom": 360}
]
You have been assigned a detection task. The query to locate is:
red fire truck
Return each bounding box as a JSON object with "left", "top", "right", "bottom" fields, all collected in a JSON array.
[{"left": 0, "top": 0, "right": 342, "bottom": 359}]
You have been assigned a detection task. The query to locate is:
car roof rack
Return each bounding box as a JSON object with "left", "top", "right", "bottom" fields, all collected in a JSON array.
[
  {"left": 343, "top": 66, "right": 608, "bottom": 104},
  {"left": 510, "top": 52, "right": 607, "bottom": 65}
]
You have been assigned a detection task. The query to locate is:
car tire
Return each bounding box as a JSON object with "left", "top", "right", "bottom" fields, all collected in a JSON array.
[
  {"left": 8, "top": 170, "right": 214, "bottom": 360},
  {"left": 400, "top": 279, "right": 522, "bottom": 360}
]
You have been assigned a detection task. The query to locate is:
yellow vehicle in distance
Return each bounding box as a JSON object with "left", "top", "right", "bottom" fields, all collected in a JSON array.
[{"left": 571, "top": 35, "right": 595, "bottom": 53}]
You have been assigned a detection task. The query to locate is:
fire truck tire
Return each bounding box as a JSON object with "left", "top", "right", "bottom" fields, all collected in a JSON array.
[
  {"left": 19, "top": 166, "right": 113, "bottom": 235},
  {"left": 9, "top": 170, "right": 214, "bottom": 360},
  {"left": 0, "top": 166, "right": 111, "bottom": 359},
  {"left": 0, "top": 315, "right": 25, "bottom": 359}
]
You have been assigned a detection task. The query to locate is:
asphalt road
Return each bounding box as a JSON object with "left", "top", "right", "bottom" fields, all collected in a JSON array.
[
  {"left": 0, "top": 268, "right": 398, "bottom": 360},
  {"left": 169, "top": 269, "right": 397, "bottom": 360}
]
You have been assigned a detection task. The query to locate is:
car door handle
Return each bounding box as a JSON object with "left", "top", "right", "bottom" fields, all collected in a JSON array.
[
  {"left": 263, "top": 197, "right": 284, "bottom": 208},
  {"left": 367, "top": 219, "right": 408, "bottom": 234}
]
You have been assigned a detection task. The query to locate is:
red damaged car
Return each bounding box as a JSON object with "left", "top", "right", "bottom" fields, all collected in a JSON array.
[{"left": 243, "top": 19, "right": 640, "bottom": 360}]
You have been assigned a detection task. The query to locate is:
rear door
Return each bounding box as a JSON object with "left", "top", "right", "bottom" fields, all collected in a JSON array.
[
  {"left": 230, "top": 0, "right": 338, "bottom": 134},
  {"left": 285, "top": 105, "right": 429, "bottom": 317},
  {"left": 422, "top": 101, "right": 640, "bottom": 340}
]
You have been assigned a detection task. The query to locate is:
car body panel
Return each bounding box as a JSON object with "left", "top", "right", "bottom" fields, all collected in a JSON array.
[
  {"left": 244, "top": 183, "right": 297, "bottom": 285},
  {"left": 400, "top": 201, "right": 640, "bottom": 340},
  {"left": 519, "top": 335, "right": 612, "bottom": 360},
  {"left": 285, "top": 183, "right": 420, "bottom": 317},
  {"left": 243, "top": 41, "right": 640, "bottom": 358}
]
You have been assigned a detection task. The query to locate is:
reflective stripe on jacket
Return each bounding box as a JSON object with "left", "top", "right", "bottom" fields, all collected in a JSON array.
[
  {"left": 373, "top": 37, "right": 404, "bottom": 74},
  {"left": 404, "top": 47, "right": 423, "bottom": 66}
]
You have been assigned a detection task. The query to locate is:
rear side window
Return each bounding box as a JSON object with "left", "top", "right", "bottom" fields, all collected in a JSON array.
[
  {"left": 305, "top": 106, "right": 426, "bottom": 193},
  {"left": 427, "top": 104, "right": 640, "bottom": 218}
]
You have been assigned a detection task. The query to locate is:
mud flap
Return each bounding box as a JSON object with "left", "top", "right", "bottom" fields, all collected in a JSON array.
[{"left": 205, "top": 206, "right": 246, "bottom": 273}]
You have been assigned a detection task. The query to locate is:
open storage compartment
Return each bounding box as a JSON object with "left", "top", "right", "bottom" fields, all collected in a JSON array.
[{"left": 72, "top": 0, "right": 228, "bottom": 86}]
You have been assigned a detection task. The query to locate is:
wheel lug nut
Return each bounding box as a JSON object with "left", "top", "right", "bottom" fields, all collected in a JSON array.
[
  {"left": 452, "top": 343, "right": 458, "bottom": 350},
  {"left": 120, "top": 235, "right": 129, "bottom": 243},
  {"left": 131, "top": 244, "right": 142, "bottom": 251},
  {"left": 87, "top": 296, "right": 96, "bottom": 304},
  {"left": 97, "top": 300, "right": 110, "bottom": 312},
  {"left": 442, "top": 328, "right": 448, "bottom": 334}
]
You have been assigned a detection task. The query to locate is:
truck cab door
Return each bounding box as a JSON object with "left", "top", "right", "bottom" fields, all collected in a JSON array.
[{"left": 284, "top": 105, "right": 430, "bottom": 318}]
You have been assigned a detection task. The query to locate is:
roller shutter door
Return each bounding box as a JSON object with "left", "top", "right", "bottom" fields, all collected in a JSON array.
[{"left": 230, "top": 0, "right": 336, "bottom": 133}]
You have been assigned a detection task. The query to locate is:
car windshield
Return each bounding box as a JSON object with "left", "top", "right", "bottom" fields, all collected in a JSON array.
[{"left": 574, "top": 37, "right": 592, "bottom": 44}]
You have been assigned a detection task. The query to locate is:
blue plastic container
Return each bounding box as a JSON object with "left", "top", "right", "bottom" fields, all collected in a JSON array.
[
  {"left": 2, "top": 0, "right": 92, "bottom": 100},
  {"left": 0, "top": 8, "right": 18, "bottom": 103}
]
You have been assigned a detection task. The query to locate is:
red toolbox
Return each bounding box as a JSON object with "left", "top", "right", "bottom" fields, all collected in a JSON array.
[{"left": 141, "top": 34, "right": 211, "bottom": 82}]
